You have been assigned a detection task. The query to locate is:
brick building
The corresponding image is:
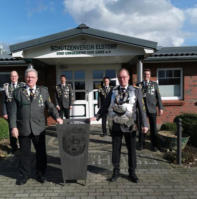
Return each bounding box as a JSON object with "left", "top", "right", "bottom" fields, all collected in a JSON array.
[{"left": 1, "top": 25, "right": 197, "bottom": 126}]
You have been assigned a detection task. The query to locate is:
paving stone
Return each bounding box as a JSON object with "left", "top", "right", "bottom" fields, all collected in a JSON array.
[{"left": 0, "top": 126, "right": 197, "bottom": 198}]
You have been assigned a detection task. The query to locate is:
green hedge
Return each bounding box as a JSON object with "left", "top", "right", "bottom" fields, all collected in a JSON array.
[
  {"left": 174, "top": 113, "right": 197, "bottom": 147},
  {"left": 0, "top": 118, "right": 9, "bottom": 140},
  {"left": 160, "top": 122, "right": 177, "bottom": 131}
]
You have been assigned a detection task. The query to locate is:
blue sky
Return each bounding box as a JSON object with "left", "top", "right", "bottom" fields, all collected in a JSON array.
[{"left": 0, "top": 0, "right": 197, "bottom": 48}]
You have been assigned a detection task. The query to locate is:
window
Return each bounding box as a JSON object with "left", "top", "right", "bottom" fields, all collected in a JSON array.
[
  {"left": 157, "top": 68, "right": 182, "bottom": 100},
  {"left": 61, "top": 70, "right": 85, "bottom": 100},
  {"left": 0, "top": 72, "right": 10, "bottom": 88}
]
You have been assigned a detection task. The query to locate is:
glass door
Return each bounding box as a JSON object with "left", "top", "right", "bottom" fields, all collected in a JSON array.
[
  {"left": 90, "top": 69, "right": 117, "bottom": 119},
  {"left": 60, "top": 67, "right": 118, "bottom": 120},
  {"left": 62, "top": 70, "right": 89, "bottom": 118}
]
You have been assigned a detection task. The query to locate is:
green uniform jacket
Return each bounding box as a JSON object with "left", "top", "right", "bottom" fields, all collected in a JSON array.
[
  {"left": 10, "top": 86, "right": 59, "bottom": 136},
  {"left": 55, "top": 84, "right": 73, "bottom": 109},
  {"left": 137, "top": 81, "right": 163, "bottom": 114}
]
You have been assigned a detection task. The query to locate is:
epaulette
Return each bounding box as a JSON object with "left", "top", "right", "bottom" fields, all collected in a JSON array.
[
  {"left": 3, "top": 83, "right": 9, "bottom": 87},
  {"left": 39, "top": 86, "right": 48, "bottom": 91},
  {"left": 19, "top": 82, "right": 26, "bottom": 87},
  {"left": 42, "top": 86, "right": 48, "bottom": 90}
]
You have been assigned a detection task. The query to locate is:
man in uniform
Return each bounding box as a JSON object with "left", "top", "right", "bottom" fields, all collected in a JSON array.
[
  {"left": 107, "top": 68, "right": 148, "bottom": 183},
  {"left": 55, "top": 75, "right": 73, "bottom": 119},
  {"left": 137, "top": 69, "right": 163, "bottom": 151},
  {"left": 10, "top": 67, "right": 63, "bottom": 185},
  {"left": 97, "top": 76, "right": 113, "bottom": 136},
  {"left": 2, "top": 71, "right": 25, "bottom": 153}
]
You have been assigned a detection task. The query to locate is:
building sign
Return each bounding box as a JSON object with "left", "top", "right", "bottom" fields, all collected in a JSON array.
[{"left": 50, "top": 43, "right": 118, "bottom": 56}]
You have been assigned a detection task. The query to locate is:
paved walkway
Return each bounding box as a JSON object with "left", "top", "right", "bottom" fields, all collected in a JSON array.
[{"left": 0, "top": 125, "right": 197, "bottom": 199}]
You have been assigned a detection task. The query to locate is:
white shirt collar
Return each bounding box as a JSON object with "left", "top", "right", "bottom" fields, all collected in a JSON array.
[
  {"left": 12, "top": 82, "right": 18, "bottom": 87},
  {"left": 27, "top": 85, "right": 36, "bottom": 95},
  {"left": 120, "top": 85, "right": 128, "bottom": 90}
]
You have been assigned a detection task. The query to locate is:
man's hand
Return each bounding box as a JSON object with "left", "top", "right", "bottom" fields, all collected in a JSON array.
[
  {"left": 3, "top": 114, "right": 8, "bottom": 120},
  {"left": 56, "top": 118, "right": 63, "bottom": 125},
  {"left": 142, "top": 127, "right": 148, "bottom": 134},
  {"left": 159, "top": 109, "right": 163, "bottom": 116},
  {"left": 56, "top": 105, "right": 60, "bottom": 111},
  {"left": 12, "top": 128, "right": 19, "bottom": 138},
  {"left": 70, "top": 106, "right": 72, "bottom": 109},
  {"left": 90, "top": 117, "right": 97, "bottom": 121}
]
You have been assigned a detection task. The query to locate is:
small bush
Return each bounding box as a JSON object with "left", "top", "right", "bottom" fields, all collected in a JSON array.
[
  {"left": 160, "top": 122, "right": 177, "bottom": 131},
  {"left": 174, "top": 113, "right": 197, "bottom": 147},
  {"left": 163, "top": 146, "right": 195, "bottom": 164},
  {"left": 0, "top": 118, "right": 9, "bottom": 140}
]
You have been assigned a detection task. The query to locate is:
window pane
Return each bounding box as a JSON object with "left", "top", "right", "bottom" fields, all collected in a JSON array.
[
  {"left": 62, "top": 71, "right": 72, "bottom": 80},
  {"left": 158, "top": 69, "right": 181, "bottom": 98},
  {"left": 106, "top": 70, "right": 116, "bottom": 78},
  {"left": 75, "top": 92, "right": 85, "bottom": 100},
  {"left": 74, "top": 71, "right": 85, "bottom": 80},
  {"left": 110, "top": 80, "right": 116, "bottom": 87},
  {"left": 158, "top": 70, "right": 165, "bottom": 78},
  {"left": 159, "top": 78, "right": 180, "bottom": 85},
  {"left": 75, "top": 81, "right": 85, "bottom": 90},
  {"left": 94, "top": 91, "right": 99, "bottom": 100},
  {"left": 93, "top": 70, "right": 104, "bottom": 79},
  {"left": 159, "top": 85, "right": 180, "bottom": 97},
  {"left": 166, "top": 70, "right": 173, "bottom": 77},
  {"left": 0, "top": 74, "right": 10, "bottom": 87},
  {"left": 93, "top": 81, "right": 102, "bottom": 89},
  {"left": 174, "top": 70, "right": 180, "bottom": 77}
]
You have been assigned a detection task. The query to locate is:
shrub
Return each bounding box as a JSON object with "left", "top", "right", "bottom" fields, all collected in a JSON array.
[
  {"left": 163, "top": 145, "right": 195, "bottom": 164},
  {"left": 174, "top": 113, "right": 197, "bottom": 147},
  {"left": 160, "top": 122, "right": 177, "bottom": 131},
  {"left": 0, "top": 118, "right": 9, "bottom": 140}
]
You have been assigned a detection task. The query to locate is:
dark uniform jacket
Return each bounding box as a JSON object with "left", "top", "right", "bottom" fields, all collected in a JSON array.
[
  {"left": 98, "top": 86, "right": 113, "bottom": 110},
  {"left": 107, "top": 85, "right": 148, "bottom": 132},
  {"left": 2, "top": 82, "right": 26, "bottom": 116},
  {"left": 55, "top": 84, "right": 73, "bottom": 109},
  {"left": 137, "top": 81, "right": 163, "bottom": 114},
  {"left": 10, "top": 86, "right": 59, "bottom": 136}
]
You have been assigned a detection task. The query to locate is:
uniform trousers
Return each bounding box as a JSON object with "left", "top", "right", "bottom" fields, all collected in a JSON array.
[
  {"left": 101, "top": 114, "right": 107, "bottom": 134},
  {"left": 147, "top": 112, "right": 157, "bottom": 148},
  {"left": 18, "top": 131, "right": 47, "bottom": 178},
  {"left": 111, "top": 129, "right": 136, "bottom": 173},
  {"left": 59, "top": 107, "right": 70, "bottom": 119}
]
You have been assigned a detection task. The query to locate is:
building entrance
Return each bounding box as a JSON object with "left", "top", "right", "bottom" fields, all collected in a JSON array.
[{"left": 58, "top": 65, "right": 119, "bottom": 119}]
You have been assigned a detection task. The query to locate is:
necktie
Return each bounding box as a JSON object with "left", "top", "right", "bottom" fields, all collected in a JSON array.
[
  {"left": 121, "top": 88, "right": 126, "bottom": 93},
  {"left": 30, "top": 88, "right": 34, "bottom": 101},
  {"left": 105, "top": 87, "right": 108, "bottom": 93},
  {"left": 13, "top": 83, "right": 16, "bottom": 89}
]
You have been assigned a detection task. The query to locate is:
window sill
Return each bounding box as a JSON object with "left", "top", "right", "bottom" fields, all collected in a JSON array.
[{"left": 162, "top": 100, "right": 184, "bottom": 106}]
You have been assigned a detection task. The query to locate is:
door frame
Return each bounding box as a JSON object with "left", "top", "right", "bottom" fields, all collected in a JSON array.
[{"left": 56, "top": 64, "right": 121, "bottom": 119}]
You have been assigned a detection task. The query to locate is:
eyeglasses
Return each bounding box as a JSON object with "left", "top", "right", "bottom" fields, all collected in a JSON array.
[{"left": 118, "top": 76, "right": 129, "bottom": 79}]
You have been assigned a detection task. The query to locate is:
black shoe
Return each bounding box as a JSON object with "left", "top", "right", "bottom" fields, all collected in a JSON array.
[
  {"left": 36, "top": 172, "right": 46, "bottom": 183},
  {"left": 16, "top": 176, "right": 29, "bottom": 185},
  {"left": 110, "top": 169, "right": 120, "bottom": 182},
  {"left": 151, "top": 146, "right": 158, "bottom": 152},
  {"left": 100, "top": 133, "right": 107, "bottom": 137},
  {"left": 110, "top": 173, "right": 119, "bottom": 182},
  {"left": 11, "top": 147, "right": 19, "bottom": 154},
  {"left": 129, "top": 173, "right": 139, "bottom": 183}
]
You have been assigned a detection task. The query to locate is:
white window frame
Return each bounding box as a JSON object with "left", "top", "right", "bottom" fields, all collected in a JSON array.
[{"left": 157, "top": 68, "right": 183, "bottom": 100}]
